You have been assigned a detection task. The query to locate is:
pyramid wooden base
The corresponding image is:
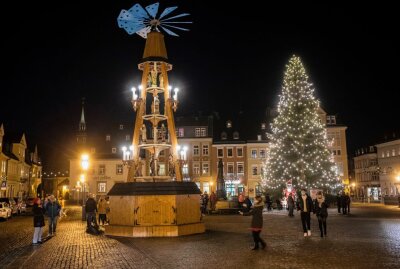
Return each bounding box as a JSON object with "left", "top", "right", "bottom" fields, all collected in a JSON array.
[
  {"left": 105, "top": 182, "right": 204, "bottom": 237},
  {"left": 105, "top": 222, "right": 205, "bottom": 237}
]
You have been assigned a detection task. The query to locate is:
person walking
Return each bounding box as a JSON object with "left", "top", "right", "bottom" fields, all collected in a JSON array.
[
  {"left": 201, "top": 191, "right": 209, "bottom": 215},
  {"left": 85, "top": 194, "right": 97, "bottom": 229},
  {"left": 239, "top": 195, "right": 266, "bottom": 250},
  {"left": 97, "top": 196, "right": 107, "bottom": 226},
  {"left": 296, "top": 189, "right": 313, "bottom": 237},
  {"left": 313, "top": 191, "right": 329, "bottom": 237},
  {"left": 45, "top": 195, "right": 61, "bottom": 236},
  {"left": 32, "top": 198, "right": 45, "bottom": 245},
  {"left": 287, "top": 193, "right": 295, "bottom": 217}
]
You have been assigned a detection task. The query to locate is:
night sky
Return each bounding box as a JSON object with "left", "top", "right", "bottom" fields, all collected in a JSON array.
[{"left": 1, "top": 1, "right": 398, "bottom": 171}]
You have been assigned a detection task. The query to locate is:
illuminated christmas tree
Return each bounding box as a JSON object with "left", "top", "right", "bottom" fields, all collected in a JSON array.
[{"left": 262, "top": 55, "right": 340, "bottom": 194}]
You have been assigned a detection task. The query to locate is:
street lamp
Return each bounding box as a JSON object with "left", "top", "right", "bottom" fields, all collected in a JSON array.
[{"left": 80, "top": 154, "right": 89, "bottom": 221}]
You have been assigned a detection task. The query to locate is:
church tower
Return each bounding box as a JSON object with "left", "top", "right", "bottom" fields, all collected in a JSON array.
[{"left": 76, "top": 98, "right": 87, "bottom": 146}]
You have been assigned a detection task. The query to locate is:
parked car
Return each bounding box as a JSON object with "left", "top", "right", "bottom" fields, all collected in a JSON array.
[
  {"left": 0, "top": 198, "right": 18, "bottom": 215},
  {"left": 0, "top": 202, "right": 12, "bottom": 220}
]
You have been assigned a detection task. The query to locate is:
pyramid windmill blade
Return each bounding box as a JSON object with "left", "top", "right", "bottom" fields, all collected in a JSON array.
[
  {"left": 159, "top": 26, "right": 179, "bottom": 37},
  {"left": 136, "top": 26, "right": 151, "bottom": 38},
  {"left": 117, "top": 10, "right": 147, "bottom": 34},
  {"left": 162, "top": 24, "right": 190, "bottom": 31},
  {"left": 127, "top": 3, "right": 150, "bottom": 20},
  {"left": 145, "top": 3, "right": 160, "bottom": 18},
  {"left": 159, "top": 6, "right": 178, "bottom": 19},
  {"left": 161, "top": 13, "right": 190, "bottom": 21}
]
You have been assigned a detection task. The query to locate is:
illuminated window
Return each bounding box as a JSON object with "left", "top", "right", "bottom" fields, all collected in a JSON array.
[
  {"left": 119, "top": 124, "right": 124, "bottom": 130},
  {"left": 159, "top": 163, "right": 166, "bottom": 176},
  {"left": 200, "top": 128, "right": 206, "bottom": 137},
  {"left": 126, "top": 135, "right": 130, "bottom": 141},
  {"left": 251, "top": 149, "right": 257, "bottom": 158},
  {"left": 226, "top": 121, "right": 232, "bottom": 128},
  {"left": 97, "top": 182, "right": 106, "bottom": 193},
  {"left": 195, "top": 128, "right": 201, "bottom": 137},
  {"left": 392, "top": 149, "right": 396, "bottom": 156},
  {"left": 178, "top": 128, "right": 184, "bottom": 137},
  {"left": 202, "top": 163, "right": 209, "bottom": 175},
  {"left": 116, "top": 164, "right": 123, "bottom": 175},
  {"left": 106, "top": 135, "right": 111, "bottom": 141},
  {"left": 259, "top": 149, "right": 266, "bottom": 158},
  {"left": 193, "top": 163, "right": 200, "bottom": 175}
]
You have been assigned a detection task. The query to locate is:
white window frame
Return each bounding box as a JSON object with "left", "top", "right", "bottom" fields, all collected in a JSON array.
[
  {"left": 200, "top": 128, "right": 206, "bottom": 137},
  {"left": 159, "top": 163, "right": 166, "bottom": 176},
  {"left": 193, "top": 162, "right": 200, "bottom": 175},
  {"left": 251, "top": 149, "right": 257, "bottom": 159},
  {"left": 195, "top": 128, "right": 201, "bottom": 137},
  {"left": 236, "top": 147, "right": 243, "bottom": 157},
  {"left": 116, "top": 164, "right": 123, "bottom": 175},
  {"left": 112, "top": 147, "right": 117, "bottom": 153},
  {"left": 193, "top": 145, "right": 200, "bottom": 156},
  {"left": 227, "top": 162, "right": 234, "bottom": 175},
  {"left": 259, "top": 149, "right": 266, "bottom": 158},
  {"left": 237, "top": 162, "right": 244, "bottom": 175},
  {"left": 119, "top": 124, "right": 124, "bottom": 130},
  {"left": 202, "top": 162, "right": 210, "bottom": 175},
  {"left": 217, "top": 148, "right": 224, "bottom": 158},
  {"left": 97, "top": 182, "right": 106, "bottom": 193},
  {"left": 202, "top": 144, "right": 209, "bottom": 156},
  {"left": 106, "top": 135, "right": 111, "bottom": 141},
  {"left": 227, "top": 147, "right": 233, "bottom": 158}
]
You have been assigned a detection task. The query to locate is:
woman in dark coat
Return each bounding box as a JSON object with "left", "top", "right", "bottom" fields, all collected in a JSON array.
[
  {"left": 32, "top": 198, "right": 45, "bottom": 245},
  {"left": 313, "top": 191, "right": 329, "bottom": 237},
  {"left": 239, "top": 195, "right": 266, "bottom": 250}
]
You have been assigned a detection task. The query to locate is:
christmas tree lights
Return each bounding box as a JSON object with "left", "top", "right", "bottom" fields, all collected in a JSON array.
[{"left": 261, "top": 55, "right": 341, "bottom": 194}]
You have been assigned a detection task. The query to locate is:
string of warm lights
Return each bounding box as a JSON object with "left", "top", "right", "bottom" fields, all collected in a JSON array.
[{"left": 261, "top": 55, "right": 341, "bottom": 193}]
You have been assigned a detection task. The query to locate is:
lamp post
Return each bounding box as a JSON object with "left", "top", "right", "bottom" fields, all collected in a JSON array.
[{"left": 80, "top": 154, "right": 89, "bottom": 221}]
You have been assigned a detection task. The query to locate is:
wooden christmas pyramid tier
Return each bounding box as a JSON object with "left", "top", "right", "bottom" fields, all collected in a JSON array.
[{"left": 107, "top": 181, "right": 201, "bottom": 196}]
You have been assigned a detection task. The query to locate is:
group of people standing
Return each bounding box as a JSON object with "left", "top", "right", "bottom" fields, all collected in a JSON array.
[
  {"left": 84, "top": 194, "right": 110, "bottom": 231},
  {"left": 32, "top": 195, "right": 62, "bottom": 245},
  {"left": 336, "top": 192, "right": 351, "bottom": 214}
]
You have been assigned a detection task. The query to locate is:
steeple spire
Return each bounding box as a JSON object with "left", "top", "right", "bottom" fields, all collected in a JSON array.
[{"left": 79, "top": 98, "right": 86, "bottom": 132}]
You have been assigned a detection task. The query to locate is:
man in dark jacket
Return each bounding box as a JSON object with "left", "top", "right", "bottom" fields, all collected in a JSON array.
[
  {"left": 85, "top": 194, "right": 97, "bottom": 229},
  {"left": 45, "top": 195, "right": 61, "bottom": 236},
  {"left": 287, "top": 194, "right": 295, "bottom": 217},
  {"left": 296, "top": 189, "right": 314, "bottom": 237},
  {"left": 341, "top": 192, "right": 348, "bottom": 215},
  {"left": 239, "top": 195, "right": 266, "bottom": 250},
  {"left": 336, "top": 193, "right": 341, "bottom": 213}
]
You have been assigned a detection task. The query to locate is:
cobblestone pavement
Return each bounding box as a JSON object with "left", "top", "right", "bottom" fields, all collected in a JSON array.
[{"left": 0, "top": 203, "right": 399, "bottom": 269}]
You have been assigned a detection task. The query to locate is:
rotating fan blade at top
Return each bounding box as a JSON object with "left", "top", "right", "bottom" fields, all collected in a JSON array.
[{"left": 117, "top": 2, "right": 192, "bottom": 38}]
